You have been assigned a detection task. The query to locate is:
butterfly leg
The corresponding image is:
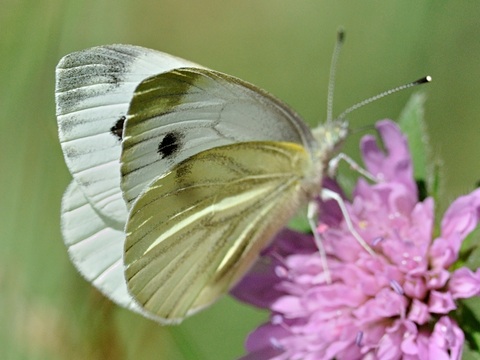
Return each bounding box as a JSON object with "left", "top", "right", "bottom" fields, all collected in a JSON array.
[
  {"left": 327, "top": 153, "right": 378, "bottom": 182},
  {"left": 320, "top": 188, "right": 375, "bottom": 256},
  {"left": 307, "top": 201, "right": 332, "bottom": 283}
]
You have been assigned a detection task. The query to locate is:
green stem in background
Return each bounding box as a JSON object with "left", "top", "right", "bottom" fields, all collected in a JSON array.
[{"left": 168, "top": 325, "right": 206, "bottom": 360}]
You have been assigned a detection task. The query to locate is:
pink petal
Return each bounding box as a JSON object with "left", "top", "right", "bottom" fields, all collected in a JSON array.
[
  {"left": 426, "top": 268, "right": 450, "bottom": 290},
  {"left": 438, "top": 188, "right": 480, "bottom": 266},
  {"left": 429, "top": 238, "right": 457, "bottom": 269},
  {"left": 403, "top": 276, "right": 427, "bottom": 299},
  {"left": 272, "top": 295, "right": 304, "bottom": 314},
  {"left": 449, "top": 267, "right": 480, "bottom": 298},
  {"left": 399, "top": 323, "right": 421, "bottom": 356},
  {"left": 376, "top": 320, "right": 406, "bottom": 359},
  {"left": 410, "top": 198, "right": 435, "bottom": 247},
  {"left": 411, "top": 330, "right": 431, "bottom": 359},
  {"left": 231, "top": 258, "right": 284, "bottom": 309},
  {"left": 429, "top": 316, "right": 464, "bottom": 360},
  {"left": 360, "top": 120, "right": 416, "bottom": 195},
  {"left": 354, "top": 288, "right": 406, "bottom": 321},
  {"left": 231, "top": 229, "right": 315, "bottom": 308},
  {"left": 244, "top": 323, "right": 288, "bottom": 353},
  {"left": 325, "top": 339, "right": 361, "bottom": 360},
  {"left": 428, "top": 290, "right": 456, "bottom": 314},
  {"left": 407, "top": 299, "right": 431, "bottom": 325}
]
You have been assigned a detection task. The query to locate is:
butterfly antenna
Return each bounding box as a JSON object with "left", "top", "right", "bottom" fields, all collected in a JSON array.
[
  {"left": 337, "top": 76, "right": 432, "bottom": 120},
  {"left": 326, "top": 29, "right": 345, "bottom": 124}
]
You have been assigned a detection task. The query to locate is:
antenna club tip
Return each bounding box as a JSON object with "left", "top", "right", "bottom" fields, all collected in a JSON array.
[
  {"left": 337, "top": 28, "right": 345, "bottom": 42},
  {"left": 416, "top": 75, "right": 432, "bottom": 84}
]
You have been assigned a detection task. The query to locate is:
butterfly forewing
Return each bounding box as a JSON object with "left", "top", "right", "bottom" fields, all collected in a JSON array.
[
  {"left": 124, "top": 141, "right": 312, "bottom": 322},
  {"left": 56, "top": 45, "right": 199, "bottom": 224},
  {"left": 120, "top": 68, "right": 317, "bottom": 208}
]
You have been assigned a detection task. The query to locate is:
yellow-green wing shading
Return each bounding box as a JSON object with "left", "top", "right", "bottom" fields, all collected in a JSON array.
[
  {"left": 124, "top": 141, "right": 312, "bottom": 323},
  {"left": 120, "top": 68, "right": 316, "bottom": 207}
]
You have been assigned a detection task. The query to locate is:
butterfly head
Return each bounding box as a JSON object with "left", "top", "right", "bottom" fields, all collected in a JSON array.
[{"left": 312, "top": 119, "right": 349, "bottom": 163}]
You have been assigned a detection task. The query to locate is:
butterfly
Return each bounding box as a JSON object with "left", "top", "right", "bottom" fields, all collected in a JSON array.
[{"left": 55, "top": 43, "right": 379, "bottom": 324}]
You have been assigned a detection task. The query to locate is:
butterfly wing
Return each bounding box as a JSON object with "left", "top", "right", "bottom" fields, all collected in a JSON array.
[
  {"left": 57, "top": 49, "right": 320, "bottom": 322},
  {"left": 56, "top": 45, "right": 200, "bottom": 224},
  {"left": 61, "top": 181, "right": 139, "bottom": 310},
  {"left": 124, "top": 141, "right": 313, "bottom": 323},
  {"left": 120, "top": 68, "right": 317, "bottom": 207},
  {"left": 57, "top": 45, "right": 203, "bottom": 315}
]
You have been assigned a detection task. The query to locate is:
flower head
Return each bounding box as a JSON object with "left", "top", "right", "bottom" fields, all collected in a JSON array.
[{"left": 232, "top": 120, "right": 480, "bottom": 360}]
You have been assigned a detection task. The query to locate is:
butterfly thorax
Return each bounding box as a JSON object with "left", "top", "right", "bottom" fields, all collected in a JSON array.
[{"left": 302, "top": 119, "right": 349, "bottom": 196}]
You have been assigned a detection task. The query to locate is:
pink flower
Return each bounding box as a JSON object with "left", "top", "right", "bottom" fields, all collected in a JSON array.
[{"left": 232, "top": 120, "right": 480, "bottom": 360}]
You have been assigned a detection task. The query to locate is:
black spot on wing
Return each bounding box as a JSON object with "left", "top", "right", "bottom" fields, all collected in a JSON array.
[
  {"left": 158, "top": 132, "right": 182, "bottom": 159},
  {"left": 110, "top": 116, "right": 126, "bottom": 141}
]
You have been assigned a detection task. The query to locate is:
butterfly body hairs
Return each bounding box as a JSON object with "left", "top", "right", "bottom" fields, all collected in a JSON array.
[{"left": 57, "top": 42, "right": 423, "bottom": 323}]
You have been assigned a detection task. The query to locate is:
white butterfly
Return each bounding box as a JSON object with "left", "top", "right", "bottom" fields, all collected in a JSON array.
[{"left": 56, "top": 44, "right": 354, "bottom": 324}]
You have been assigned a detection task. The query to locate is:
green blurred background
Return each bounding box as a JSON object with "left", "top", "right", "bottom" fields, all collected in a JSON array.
[{"left": 1, "top": 1, "right": 479, "bottom": 359}]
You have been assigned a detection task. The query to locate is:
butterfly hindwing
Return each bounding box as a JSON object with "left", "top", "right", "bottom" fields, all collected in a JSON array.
[
  {"left": 120, "top": 68, "right": 317, "bottom": 207},
  {"left": 56, "top": 45, "right": 200, "bottom": 224},
  {"left": 124, "top": 141, "right": 312, "bottom": 323},
  {"left": 61, "top": 181, "right": 140, "bottom": 311}
]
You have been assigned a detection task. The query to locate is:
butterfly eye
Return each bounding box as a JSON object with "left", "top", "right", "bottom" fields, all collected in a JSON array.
[
  {"left": 158, "top": 132, "right": 182, "bottom": 159},
  {"left": 110, "top": 116, "right": 126, "bottom": 141}
]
